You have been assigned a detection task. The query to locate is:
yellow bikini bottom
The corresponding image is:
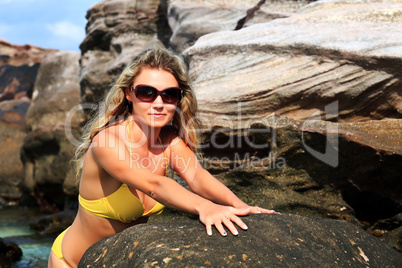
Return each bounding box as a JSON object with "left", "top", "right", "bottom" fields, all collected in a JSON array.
[{"left": 51, "top": 227, "right": 71, "bottom": 266}]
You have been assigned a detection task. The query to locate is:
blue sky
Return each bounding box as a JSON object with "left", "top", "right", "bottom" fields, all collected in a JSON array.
[{"left": 0, "top": 0, "right": 100, "bottom": 51}]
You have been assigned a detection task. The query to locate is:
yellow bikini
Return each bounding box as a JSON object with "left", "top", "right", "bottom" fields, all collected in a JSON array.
[{"left": 51, "top": 124, "right": 167, "bottom": 264}]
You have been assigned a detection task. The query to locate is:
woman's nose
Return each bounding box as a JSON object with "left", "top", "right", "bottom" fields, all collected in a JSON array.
[{"left": 152, "top": 95, "right": 164, "bottom": 106}]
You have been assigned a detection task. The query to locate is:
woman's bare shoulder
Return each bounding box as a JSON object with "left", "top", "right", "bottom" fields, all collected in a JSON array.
[{"left": 91, "top": 124, "right": 127, "bottom": 149}]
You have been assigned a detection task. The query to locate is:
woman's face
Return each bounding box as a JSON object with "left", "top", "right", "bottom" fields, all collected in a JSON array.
[{"left": 126, "top": 67, "right": 179, "bottom": 129}]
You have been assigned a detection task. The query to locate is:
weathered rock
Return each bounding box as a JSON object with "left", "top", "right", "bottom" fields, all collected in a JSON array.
[
  {"left": 79, "top": 0, "right": 162, "bottom": 106},
  {"left": 368, "top": 213, "right": 402, "bottom": 253},
  {"left": 196, "top": 116, "right": 401, "bottom": 230},
  {"left": 29, "top": 209, "right": 77, "bottom": 236},
  {"left": 0, "top": 40, "right": 58, "bottom": 208},
  {"left": 21, "top": 51, "right": 82, "bottom": 210},
  {"left": 0, "top": 237, "right": 22, "bottom": 267},
  {"left": 0, "top": 39, "right": 57, "bottom": 67},
  {"left": 183, "top": 0, "right": 402, "bottom": 124},
  {"left": 384, "top": 226, "right": 402, "bottom": 253},
  {"left": 167, "top": 1, "right": 289, "bottom": 53},
  {"left": 0, "top": 39, "right": 57, "bottom": 104},
  {"left": 0, "top": 122, "right": 25, "bottom": 207},
  {"left": 79, "top": 214, "right": 402, "bottom": 267}
]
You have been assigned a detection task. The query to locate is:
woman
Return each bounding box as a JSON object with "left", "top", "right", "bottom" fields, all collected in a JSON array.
[{"left": 48, "top": 47, "right": 275, "bottom": 268}]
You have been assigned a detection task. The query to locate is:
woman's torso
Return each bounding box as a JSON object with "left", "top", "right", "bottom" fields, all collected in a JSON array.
[{"left": 62, "top": 123, "right": 172, "bottom": 267}]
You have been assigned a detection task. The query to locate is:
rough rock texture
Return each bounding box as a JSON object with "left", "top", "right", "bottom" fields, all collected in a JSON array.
[
  {"left": 176, "top": 0, "right": 402, "bottom": 245},
  {"left": 0, "top": 40, "right": 57, "bottom": 207},
  {"left": 79, "top": 214, "right": 402, "bottom": 267},
  {"left": 168, "top": 1, "right": 289, "bottom": 53},
  {"left": 79, "top": 0, "right": 163, "bottom": 106},
  {"left": 368, "top": 213, "right": 402, "bottom": 253},
  {"left": 183, "top": 0, "right": 402, "bottom": 124},
  {"left": 29, "top": 209, "right": 76, "bottom": 236},
  {"left": 0, "top": 237, "right": 22, "bottom": 267},
  {"left": 20, "top": 51, "right": 82, "bottom": 210},
  {"left": 193, "top": 116, "right": 401, "bottom": 241}
]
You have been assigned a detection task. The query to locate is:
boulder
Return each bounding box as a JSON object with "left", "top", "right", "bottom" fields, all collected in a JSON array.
[
  {"left": 196, "top": 116, "right": 402, "bottom": 242},
  {"left": 183, "top": 0, "right": 402, "bottom": 124},
  {"left": 0, "top": 237, "right": 22, "bottom": 267},
  {"left": 29, "top": 209, "right": 77, "bottom": 236},
  {"left": 178, "top": 0, "right": 402, "bottom": 243},
  {"left": 21, "top": 50, "right": 83, "bottom": 210},
  {"left": 79, "top": 214, "right": 402, "bottom": 267},
  {"left": 79, "top": 0, "right": 162, "bottom": 106},
  {"left": 167, "top": 1, "right": 289, "bottom": 53},
  {"left": 0, "top": 40, "right": 57, "bottom": 207}
]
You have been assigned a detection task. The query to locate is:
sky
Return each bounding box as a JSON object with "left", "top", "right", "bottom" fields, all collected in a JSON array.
[{"left": 0, "top": 0, "right": 100, "bottom": 51}]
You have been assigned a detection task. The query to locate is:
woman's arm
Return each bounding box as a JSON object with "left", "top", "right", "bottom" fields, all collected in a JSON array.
[
  {"left": 169, "top": 137, "right": 276, "bottom": 213},
  {"left": 90, "top": 130, "right": 250, "bottom": 236}
]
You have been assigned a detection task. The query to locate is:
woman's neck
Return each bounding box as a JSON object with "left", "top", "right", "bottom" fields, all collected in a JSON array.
[{"left": 128, "top": 118, "right": 161, "bottom": 149}]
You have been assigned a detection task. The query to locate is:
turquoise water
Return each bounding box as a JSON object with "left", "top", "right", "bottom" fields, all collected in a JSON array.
[{"left": 0, "top": 208, "right": 53, "bottom": 268}]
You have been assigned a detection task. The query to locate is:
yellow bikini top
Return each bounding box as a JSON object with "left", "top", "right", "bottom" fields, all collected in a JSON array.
[{"left": 78, "top": 124, "right": 167, "bottom": 223}]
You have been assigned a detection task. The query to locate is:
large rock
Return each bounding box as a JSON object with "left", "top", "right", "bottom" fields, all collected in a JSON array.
[
  {"left": 195, "top": 116, "right": 401, "bottom": 245},
  {"left": 183, "top": 0, "right": 402, "bottom": 124},
  {"left": 167, "top": 1, "right": 290, "bottom": 53},
  {"left": 178, "top": 0, "right": 402, "bottom": 242},
  {"left": 0, "top": 40, "right": 57, "bottom": 207},
  {"left": 79, "top": 0, "right": 162, "bottom": 106},
  {"left": 79, "top": 214, "right": 402, "bottom": 267},
  {"left": 20, "top": 51, "right": 82, "bottom": 210},
  {"left": 0, "top": 237, "right": 22, "bottom": 267}
]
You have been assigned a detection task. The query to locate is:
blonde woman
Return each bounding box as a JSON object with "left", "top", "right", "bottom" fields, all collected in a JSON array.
[{"left": 48, "top": 47, "right": 275, "bottom": 268}]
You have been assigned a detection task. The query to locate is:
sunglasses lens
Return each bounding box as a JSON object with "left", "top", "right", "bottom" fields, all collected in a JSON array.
[
  {"left": 162, "top": 88, "right": 182, "bottom": 103},
  {"left": 136, "top": 86, "right": 157, "bottom": 102}
]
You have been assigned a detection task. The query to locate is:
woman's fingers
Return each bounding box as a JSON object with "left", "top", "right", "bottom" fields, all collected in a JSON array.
[
  {"left": 248, "top": 206, "right": 279, "bottom": 214},
  {"left": 206, "top": 222, "right": 213, "bottom": 236},
  {"left": 222, "top": 216, "right": 240, "bottom": 236},
  {"left": 228, "top": 215, "right": 248, "bottom": 231},
  {"left": 206, "top": 215, "right": 248, "bottom": 236},
  {"left": 203, "top": 205, "right": 279, "bottom": 236},
  {"left": 214, "top": 220, "right": 228, "bottom": 236}
]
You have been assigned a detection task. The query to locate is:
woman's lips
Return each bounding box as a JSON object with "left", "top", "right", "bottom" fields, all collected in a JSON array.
[{"left": 150, "top": 113, "right": 165, "bottom": 119}]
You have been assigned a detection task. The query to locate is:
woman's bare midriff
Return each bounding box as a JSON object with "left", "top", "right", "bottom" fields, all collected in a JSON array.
[{"left": 61, "top": 205, "right": 148, "bottom": 267}]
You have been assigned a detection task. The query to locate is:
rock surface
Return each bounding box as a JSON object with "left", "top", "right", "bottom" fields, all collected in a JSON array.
[
  {"left": 183, "top": 0, "right": 402, "bottom": 124},
  {"left": 79, "top": 214, "right": 402, "bottom": 267},
  {"left": 195, "top": 116, "right": 401, "bottom": 225},
  {"left": 20, "top": 51, "right": 82, "bottom": 210},
  {"left": 0, "top": 237, "right": 22, "bottom": 267},
  {"left": 79, "top": 0, "right": 162, "bottom": 106},
  {"left": 167, "top": 1, "right": 289, "bottom": 53},
  {"left": 0, "top": 40, "right": 57, "bottom": 207}
]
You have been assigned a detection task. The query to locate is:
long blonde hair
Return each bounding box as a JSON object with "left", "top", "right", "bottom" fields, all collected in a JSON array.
[{"left": 73, "top": 47, "right": 200, "bottom": 181}]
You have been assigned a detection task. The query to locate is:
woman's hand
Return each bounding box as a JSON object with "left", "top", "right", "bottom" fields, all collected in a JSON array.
[
  {"left": 242, "top": 205, "right": 279, "bottom": 215},
  {"left": 198, "top": 203, "right": 278, "bottom": 237}
]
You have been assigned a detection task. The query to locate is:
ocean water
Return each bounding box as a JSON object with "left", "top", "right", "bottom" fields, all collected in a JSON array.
[{"left": 0, "top": 208, "right": 53, "bottom": 268}]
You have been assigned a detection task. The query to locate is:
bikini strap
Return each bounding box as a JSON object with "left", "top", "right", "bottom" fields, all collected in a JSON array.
[
  {"left": 126, "top": 123, "right": 133, "bottom": 155},
  {"left": 126, "top": 122, "right": 169, "bottom": 176}
]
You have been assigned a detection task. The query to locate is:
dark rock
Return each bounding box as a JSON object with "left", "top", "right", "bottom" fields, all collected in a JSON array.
[
  {"left": 0, "top": 237, "right": 22, "bottom": 267},
  {"left": 79, "top": 214, "right": 402, "bottom": 267},
  {"left": 0, "top": 40, "right": 58, "bottom": 208},
  {"left": 29, "top": 209, "right": 76, "bottom": 236},
  {"left": 196, "top": 117, "right": 402, "bottom": 225},
  {"left": 20, "top": 51, "right": 82, "bottom": 210},
  {"left": 383, "top": 226, "right": 402, "bottom": 253},
  {"left": 0, "top": 123, "right": 25, "bottom": 207},
  {"left": 368, "top": 213, "right": 402, "bottom": 253}
]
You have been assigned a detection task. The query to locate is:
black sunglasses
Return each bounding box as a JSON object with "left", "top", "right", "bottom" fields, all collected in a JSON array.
[{"left": 131, "top": 84, "right": 182, "bottom": 104}]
